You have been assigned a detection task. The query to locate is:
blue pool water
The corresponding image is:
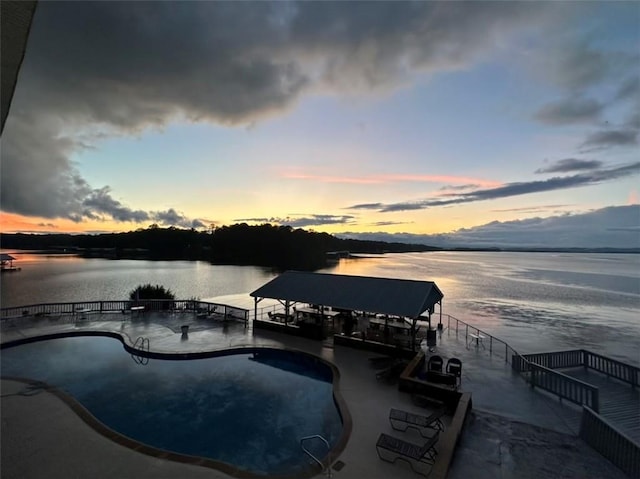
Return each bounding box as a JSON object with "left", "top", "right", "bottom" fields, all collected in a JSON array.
[{"left": 1, "top": 337, "right": 343, "bottom": 476}]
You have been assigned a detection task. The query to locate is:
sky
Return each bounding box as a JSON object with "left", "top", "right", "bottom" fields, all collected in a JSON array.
[{"left": 1, "top": 1, "right": 639, "bottom": 249}]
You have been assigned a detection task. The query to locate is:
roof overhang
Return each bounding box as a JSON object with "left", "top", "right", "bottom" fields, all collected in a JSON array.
[{"left": 250, "top": 271, "right": 443, "bottom": 318}]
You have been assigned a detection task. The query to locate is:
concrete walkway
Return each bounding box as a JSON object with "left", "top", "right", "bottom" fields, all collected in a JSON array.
[{"left": 0, "top": 313, "right": 629, "bottom": 479}]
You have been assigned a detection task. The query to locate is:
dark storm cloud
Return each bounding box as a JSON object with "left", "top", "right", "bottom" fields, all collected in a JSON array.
[
  {"left": 534, "top": 97, "right": 603, "bottom": 125},
  {"left": 338, "top": 205, "right": 640, "bottom": 249},
  {"left": 82, "top": 187, "right": 149, "bottom": 223},
  {"left": 535, "top": 158, "right": 603, "bottom": 174},
  {"left": 347, "top": 162, "right": 640, "bottom": 212},
  {"left": 1, "top": 1, "right": 555, "bottom": 222}
]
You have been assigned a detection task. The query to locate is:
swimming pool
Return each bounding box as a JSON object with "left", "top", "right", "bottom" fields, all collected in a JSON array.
[{"left": 1, "top": 335, "right": 346, "bottom": 477}]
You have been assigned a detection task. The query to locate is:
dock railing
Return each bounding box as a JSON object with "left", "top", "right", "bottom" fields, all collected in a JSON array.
[
  {"left": 445, "top": 314, "right": 602, "bottom": 412},
  {"left": 528, "top": 362, "right": 600, "bottom": 412},
  {"left": 583, "top": 350, "right": 640, "bottom": 388},
  {"left": 444, "top": 313, "right": 640, "bottom": 476},
  {"left": 518, "top": 350, "right": 639, "bottom": 388},
  {"left": 580, "top": 406, "right": 640, "bottom": 478}
]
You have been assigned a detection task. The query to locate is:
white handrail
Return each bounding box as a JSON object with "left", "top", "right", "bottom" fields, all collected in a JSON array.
[{"left": 300, "top": 434, "right": 332, "bottom": 477}]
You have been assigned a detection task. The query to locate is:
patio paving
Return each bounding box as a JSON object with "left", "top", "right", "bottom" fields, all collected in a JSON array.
[{"left": 0, "top": 312, "right": 629, "bottom": 479}]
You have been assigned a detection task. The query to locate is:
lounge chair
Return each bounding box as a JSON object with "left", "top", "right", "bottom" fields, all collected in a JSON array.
[
  {"left": 376, "top": 431, "right": 439, "bottom": 477},
  {"left": 427, "top": 355, "right": 443, "bottom": 372},
  {"left": 446, "top": 357, "right": 462, "bottom": 385},
  {"left": 389, "top": 407, "right": 445, "bottom": 437}
]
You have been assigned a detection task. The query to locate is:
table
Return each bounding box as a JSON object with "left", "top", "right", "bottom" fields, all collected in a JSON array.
[
  {"left": 130, "top": 306, "right": 145, "bottom": 317},
  {"left": 369, "top": 317, "right": 411, "bottom": 330},
  {"left": 468, "top": 333, "right": 486, "bottom": 349}
]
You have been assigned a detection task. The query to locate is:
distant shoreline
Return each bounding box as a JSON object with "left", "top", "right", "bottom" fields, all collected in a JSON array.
[{"left": 3, "top": 247, "right": 639, "bottom": 257}]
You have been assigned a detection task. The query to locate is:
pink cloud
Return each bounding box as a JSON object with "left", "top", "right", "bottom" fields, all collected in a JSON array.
[{"left": 282, "top": 172, "right": 501, "bottom": 187}]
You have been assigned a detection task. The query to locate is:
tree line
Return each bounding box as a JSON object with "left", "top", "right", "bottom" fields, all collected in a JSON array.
[{"left": 0, "top": 224, "right": 439, "bottom": 270}]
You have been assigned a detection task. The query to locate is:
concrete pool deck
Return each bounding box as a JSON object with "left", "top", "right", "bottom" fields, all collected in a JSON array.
[{"left": 1, "top": 313, "right": 629, "bottom": 479}]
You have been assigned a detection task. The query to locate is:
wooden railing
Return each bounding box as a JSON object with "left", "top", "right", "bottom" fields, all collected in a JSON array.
[
  {"left": 528, "top": 362, "right": 600, "bottom": 412},
  {"left": 520, "top": 350, "right": 584, "bottom": 369},
  {"left": 584, "top": 350, "right": 640, "bottom": 388},
  {"left": 519, "top": 350, "right": 639, "bottom": 388},
  {"left": 0, "top": 300, "right": 248, "bottom": 322},
  {"left": 580, "top": 406, "right": 640, "bottom": 478},
  {"left": 445, "top": 315, "right": 604, "bottom": 412}
]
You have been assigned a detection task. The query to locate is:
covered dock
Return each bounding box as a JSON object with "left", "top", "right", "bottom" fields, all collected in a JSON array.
[
  {"left": 250, "top": 271, "right": 444, "bottom": 350},
  {"left": 1, "top": 253, "right": 20, "bottom": 272}
]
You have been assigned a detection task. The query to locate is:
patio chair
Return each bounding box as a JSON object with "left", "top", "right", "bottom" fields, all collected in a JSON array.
[
  {"left": 446, "top": 357, "right": 462, "bottom": 385},
  {"left": 389, "top": 407, "right": 445, "bottom": 437},
  {"left": 376, "top": 431, "right": 439, "bottom": 477},
  {"left": 427, "top": 355, "right": 443, "bottom": 372}
]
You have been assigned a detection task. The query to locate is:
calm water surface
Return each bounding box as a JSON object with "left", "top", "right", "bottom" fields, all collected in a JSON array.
[
  {"left": 1, "top": 337, "right": 341, "bottom": 475},
  {"left": 2, "top": 251, "right": 639, "bottom": 363}
]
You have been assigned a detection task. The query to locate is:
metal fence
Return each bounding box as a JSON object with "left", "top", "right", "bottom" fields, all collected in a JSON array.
[
  {"left": 445, "top": 314, "right": 519, "bottom": 365},
  {"left": 1, "top": 300, "right": 248, "bottom": 322}
]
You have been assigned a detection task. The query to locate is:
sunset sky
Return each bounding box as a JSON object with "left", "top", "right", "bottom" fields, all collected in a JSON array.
[{"left": 1, "top": 1, "right": 639, "bottom": 248}]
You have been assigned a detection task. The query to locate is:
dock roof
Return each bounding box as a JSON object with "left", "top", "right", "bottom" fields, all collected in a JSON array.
[{"left": 250, "top": 271, "right": 443, "bottom": 318}]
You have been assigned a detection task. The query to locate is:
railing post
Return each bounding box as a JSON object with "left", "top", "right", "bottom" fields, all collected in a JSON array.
[{"left": 593, "top": 388, "right": 599, "bottom": 413}]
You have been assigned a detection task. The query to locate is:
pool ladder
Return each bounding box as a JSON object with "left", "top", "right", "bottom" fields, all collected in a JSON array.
[
  {"left": 131, "top": 336, "right": 149, "bottom": 365},
  {"left": 300, "top": 435, "right": 332, "bottom": 477}
]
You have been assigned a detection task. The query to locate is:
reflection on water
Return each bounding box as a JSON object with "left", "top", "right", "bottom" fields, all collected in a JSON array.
[
  {"left": 2, "top": 250, "right": 639, "bottom": 364},
  {"left": 323, "top": 252, "right": 639, "bottom": 363},
  {"left": 1, "top": 252, "right": 277, "bottom": 307}
]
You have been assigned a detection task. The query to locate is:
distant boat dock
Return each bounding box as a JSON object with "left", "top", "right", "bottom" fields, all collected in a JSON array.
[{"left": 1, "top": 254, "right": 20, "bottom": 272}]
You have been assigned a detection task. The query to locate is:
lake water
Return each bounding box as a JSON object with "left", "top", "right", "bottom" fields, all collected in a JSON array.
[{"left": 2, "top": 251, "right": 639, "bottom": 364}]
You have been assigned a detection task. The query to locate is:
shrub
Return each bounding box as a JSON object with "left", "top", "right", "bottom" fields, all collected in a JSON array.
[{"left": 129, "top": 284, "right": 175, "bottom": 310}]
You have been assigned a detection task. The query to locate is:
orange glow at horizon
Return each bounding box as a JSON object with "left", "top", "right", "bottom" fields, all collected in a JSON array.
[{"left": 0, "top": 212, "right": 135, "bottom": 234}]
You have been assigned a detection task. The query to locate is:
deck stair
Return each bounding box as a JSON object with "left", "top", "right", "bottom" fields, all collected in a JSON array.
[
  {"left": 518, "top": 349, "right": 639, "bottom": 443},
  {"left": 515, "top": 349, "right": 640, "bottom": 477},
  {"left": 560, "top": 367, "right": 640, "bottom": 443}
]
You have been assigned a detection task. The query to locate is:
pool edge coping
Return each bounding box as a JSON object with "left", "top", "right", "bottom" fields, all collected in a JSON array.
[{"left": 1, "top": 330, "right": 353, "bottom": 479}]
